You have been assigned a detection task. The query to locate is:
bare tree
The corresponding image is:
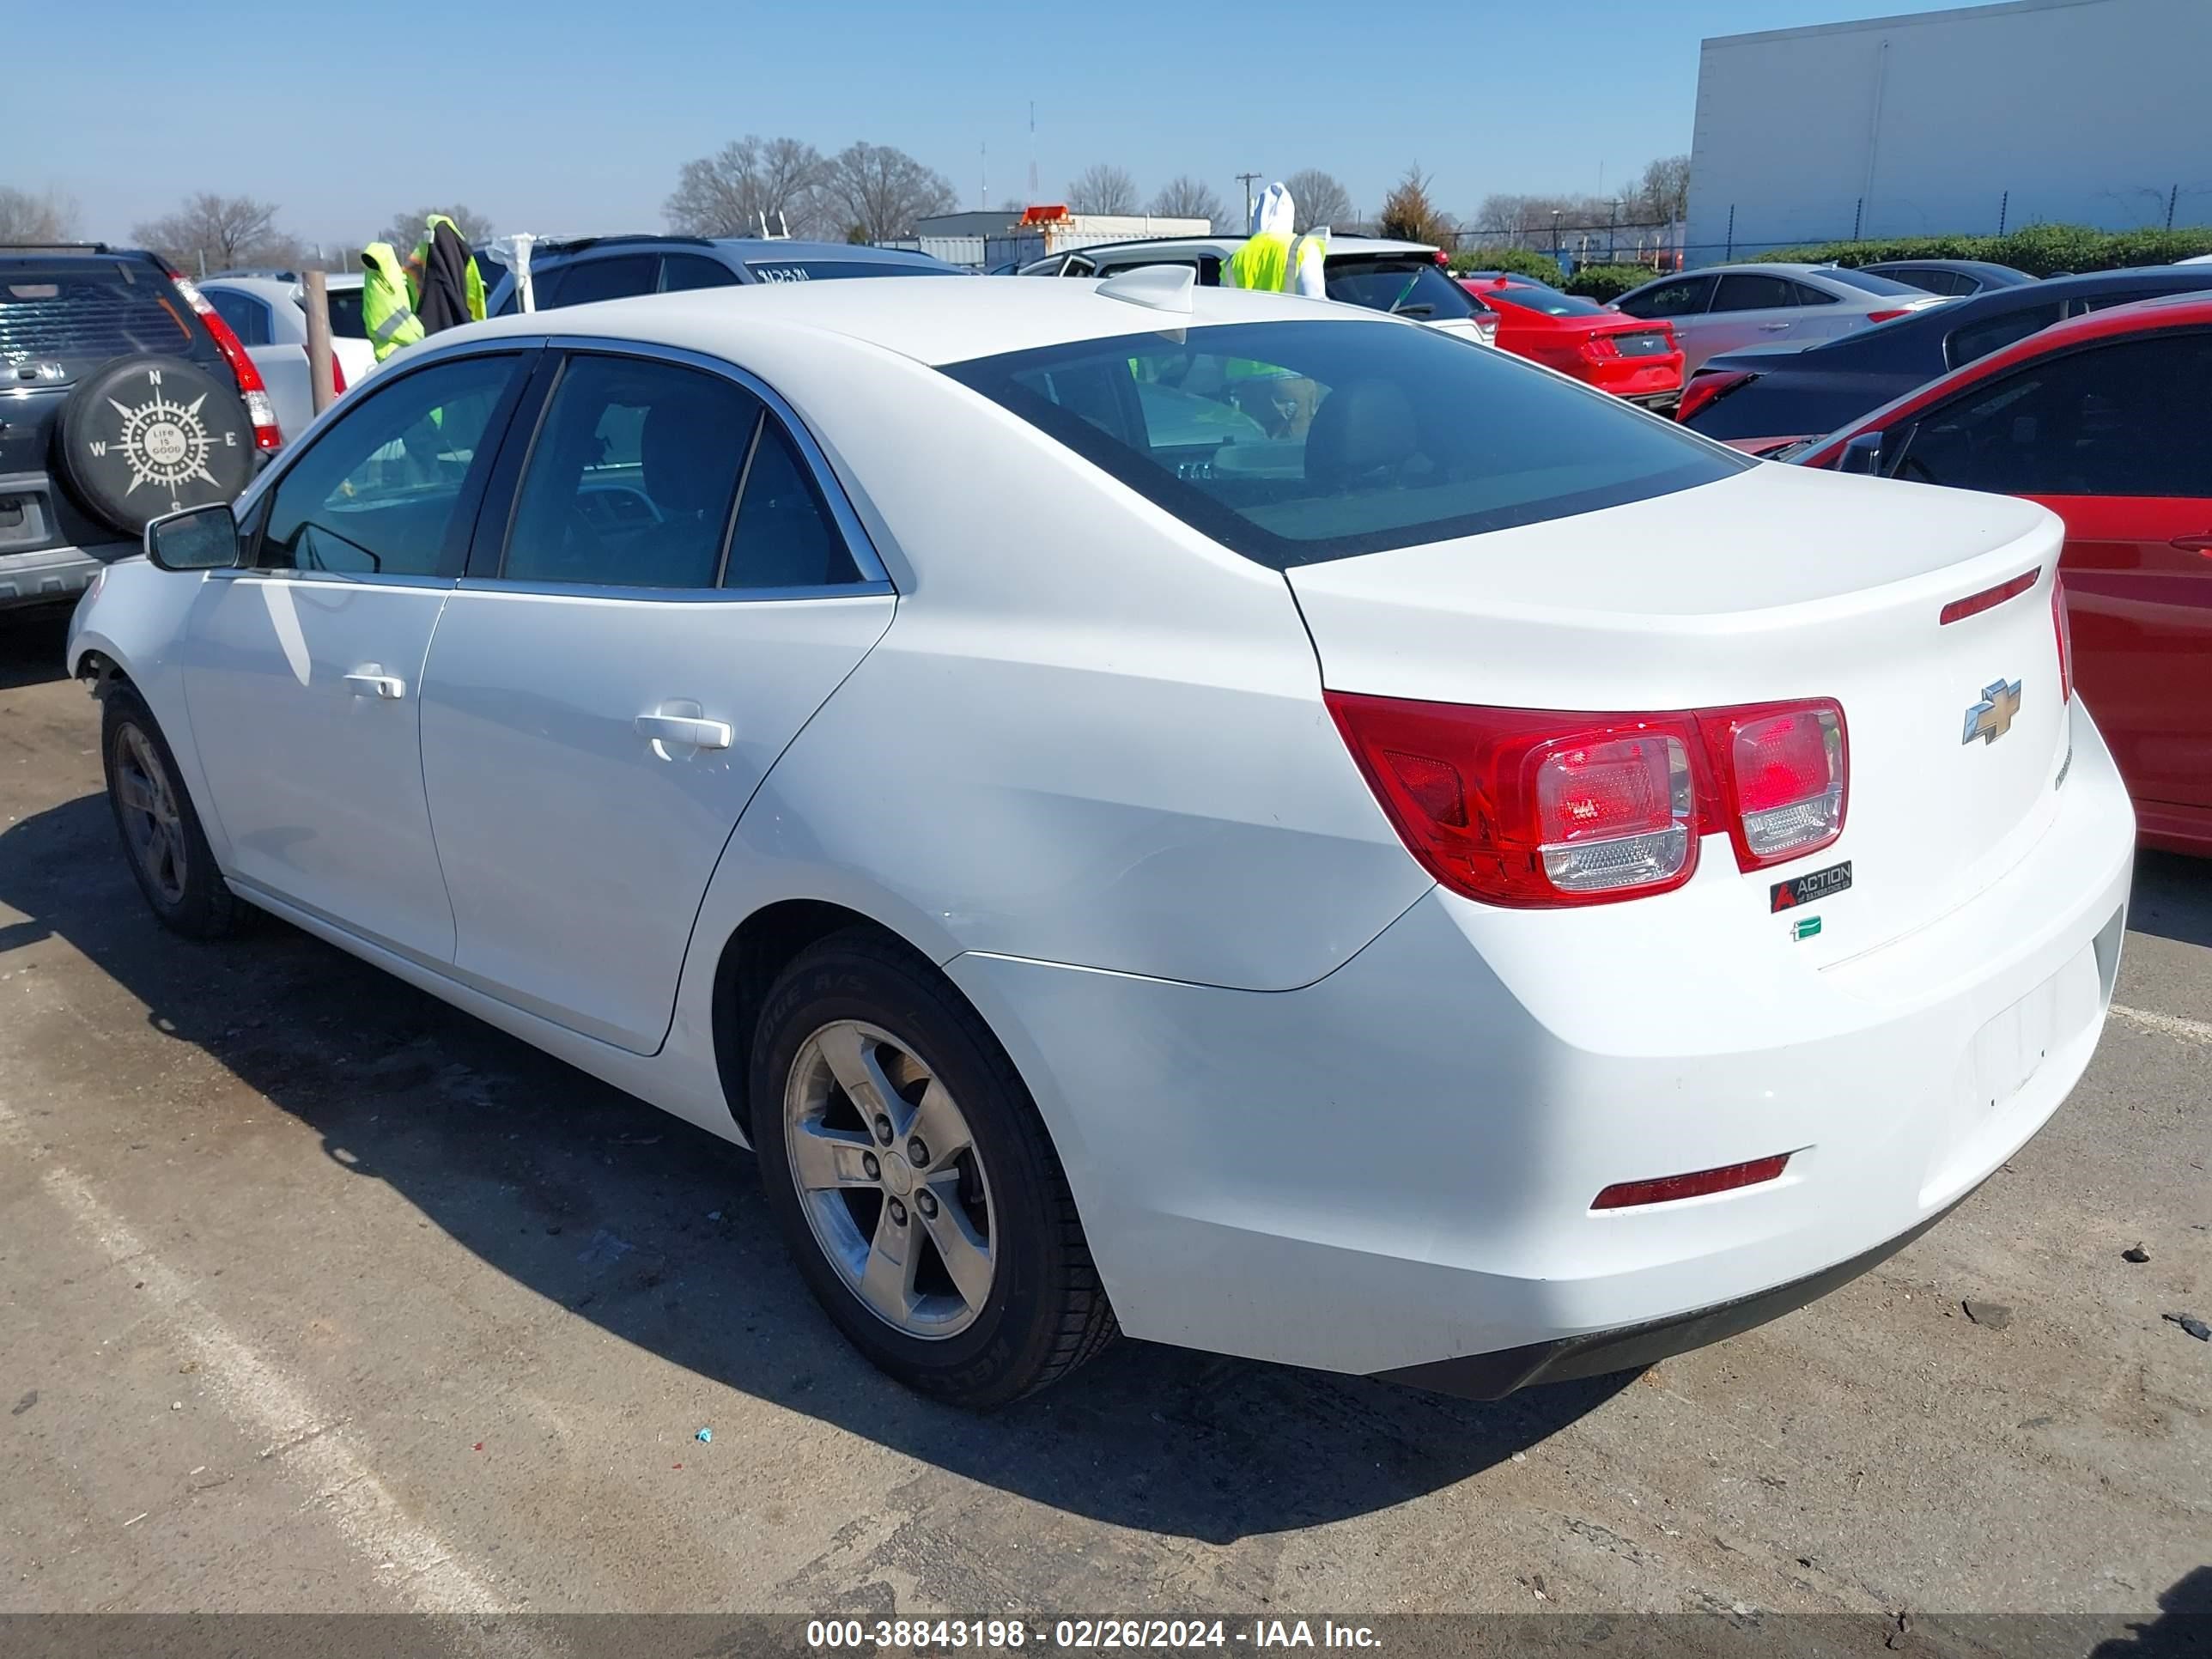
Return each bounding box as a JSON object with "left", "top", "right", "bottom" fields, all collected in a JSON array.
[
  {"left": 1378, "top": 165, "right": 1455, "bottom": 246},
  {"left": 823, "top": 143, "right": 957, "bottom": 243},
  {"left": 0, "top": 185, "right": 82, "bottom": 244},
  {"left": 666, "top": 137, "right": 830, "bottom": 240},
  {"left": 1631, "top": 155, "right": 1692, "bottom": 224},
  {"left": 379, "top": 204, "right": 496, "bottom": 248},
  {"left": 1147, "top": 174, "right": 1224, "bottom": 227},
  {"left": 133, "top": 192, "right": 301, "bottom": 272},
  {"left": 1284, "top": 169, "right": 1353, "bottom": 234},
  {"left": 1067, "top": 164, "right": 1139, "bottom": 216}
]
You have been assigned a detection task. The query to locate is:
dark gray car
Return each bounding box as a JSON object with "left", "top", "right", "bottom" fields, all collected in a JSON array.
[{"left": 1858, "top": 259, "right": 2036, "bottom": 297}]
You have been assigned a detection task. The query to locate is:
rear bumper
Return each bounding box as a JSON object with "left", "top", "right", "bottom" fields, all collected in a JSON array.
[
  {"left": 951, "top": 702, "right": 2135, "bottom": 1382},
  {"left": 0, "top": 543, "right": 127, "bottom": 610}
]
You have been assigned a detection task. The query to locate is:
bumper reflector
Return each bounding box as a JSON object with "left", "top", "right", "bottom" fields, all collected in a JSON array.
[{"left": 1593, "top": 1153, "right": 1790, "bottom": 1211}]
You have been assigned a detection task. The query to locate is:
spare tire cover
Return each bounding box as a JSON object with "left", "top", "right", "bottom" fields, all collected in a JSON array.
[{"left": 58, "top": 354, "right": 256, "bottom": 537}]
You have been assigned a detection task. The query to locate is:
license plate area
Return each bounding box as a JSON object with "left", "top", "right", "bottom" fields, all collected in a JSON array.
[{"left": 0, "top": 489, "right": 52, "bottom": 553}]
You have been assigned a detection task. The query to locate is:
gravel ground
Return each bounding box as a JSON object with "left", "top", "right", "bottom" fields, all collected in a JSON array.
[{"left": 0, "top": 605, "right": 2204, "bottom": 1624}]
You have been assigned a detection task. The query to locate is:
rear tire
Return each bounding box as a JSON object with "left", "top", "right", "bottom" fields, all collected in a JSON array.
[
  {"left": 750, "top": 930, "right": 1115, "bottom": 1408},
  {"left": 101, "top": 685, "right": 236, "bottom": 940}
]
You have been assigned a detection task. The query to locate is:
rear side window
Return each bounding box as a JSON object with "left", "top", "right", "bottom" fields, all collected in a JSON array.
[
  {"left": 1820, "top": 267, "right": 1926, "bottom": 298},
  {"left": 744, "top": 258, "right": 960, "bottom": 283},
  {"left": 726, "top": 421, "right": 861, "bottom": 588},
  {"left": 555, "top": 255, "right": 659, "bottom": 307},
  {"left": 0, "top": 260, "right": 196, "bottom": 361},
  {"left": 659, "top": 253, "right": 741, "bottom": 293},
  {"left": 207, "top": 289, "right": 272, "bottom": 346},
  {"left": 1324, "top": 259, "right": 1479, "bottom": 321},
  {"left": 1712, "top": 273, "right": 1803, "bottom": 312},
  {"left": 325, "top": 286, "right": 368, "bottom": 338},
  {"left": 1944, "top": 301, "right": 2064, "bottom": 368},
  {"left": 1618, "top": 275, "right": 1711, "bottom": 319},
  {"left": 945, "top": 319, "right": 1747, "bottom": 568}
]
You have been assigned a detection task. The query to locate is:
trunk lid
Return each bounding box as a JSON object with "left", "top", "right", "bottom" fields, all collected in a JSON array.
[{"left": 1286, "top": 464, "right": 2071, "bottom": 961}]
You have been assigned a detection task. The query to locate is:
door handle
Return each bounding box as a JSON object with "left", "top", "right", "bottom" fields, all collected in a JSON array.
[
  {"left": 2172, "top": 536, "right": 2212, "bottom": 556},
  {"left": 1759, "top": 322, "right": 1792, "bottom": 331},
  {"left": 635, "top": 713, "right": 732, "bottom": 750},
  {"left": 343, "top": 670, "right": 406, "bottom": 701}
]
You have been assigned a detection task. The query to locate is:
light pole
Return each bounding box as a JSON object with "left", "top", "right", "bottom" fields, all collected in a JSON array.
[{"left": 1236, "top": 173, "right": 1262, "bottom": 230}]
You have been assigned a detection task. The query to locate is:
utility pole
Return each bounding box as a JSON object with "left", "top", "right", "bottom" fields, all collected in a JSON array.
[{"left": 1237, "top": 172, "right": 1263, "bottom": 229}]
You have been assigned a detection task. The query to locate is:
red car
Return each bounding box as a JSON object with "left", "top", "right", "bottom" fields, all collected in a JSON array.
[
  {"left": 1460, "top": 276, "right": 1685, "bottom": 410},
  {"left": 1797, "top": 291, "right": 2212, "bottom": 854}
]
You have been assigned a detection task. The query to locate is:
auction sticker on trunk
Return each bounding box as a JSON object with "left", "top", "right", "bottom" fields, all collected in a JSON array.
[{"left": 1771, "top": 860, "right": 1852, "bottom": 913}]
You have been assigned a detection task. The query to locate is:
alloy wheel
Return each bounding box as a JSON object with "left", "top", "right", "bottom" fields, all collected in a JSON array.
[{"left": 115, "top": 726, "right": 187, "bottom": 905}]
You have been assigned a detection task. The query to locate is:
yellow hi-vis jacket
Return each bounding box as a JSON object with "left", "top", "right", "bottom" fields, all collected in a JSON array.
[
  {"left": 1222, "top": 183, "right": 1328, "bottom": 298},
  {"left": 407, "top": 214, "right": 487, "bottom": 324},
  {"left": 360, "top": 243, "right": 424, "bottom": 362}
]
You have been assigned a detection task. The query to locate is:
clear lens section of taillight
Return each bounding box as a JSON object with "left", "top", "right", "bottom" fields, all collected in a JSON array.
[
  {"left": 1534, "top": 733, "right": 1692, "bottom": 892},
  {"left": 1709, "top": 702, "right": 1847, "bottom": 867}
]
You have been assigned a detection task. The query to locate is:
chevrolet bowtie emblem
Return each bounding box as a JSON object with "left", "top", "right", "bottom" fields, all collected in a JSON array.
[{"left": 1962, "top": 678, "right": 2022, "bottom": 745}]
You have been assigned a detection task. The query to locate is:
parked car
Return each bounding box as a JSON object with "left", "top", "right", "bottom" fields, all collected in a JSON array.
[
  {"left": 1793, "top": 291, "right": 2211, "bottom": 854},
  {"left": 1612, "top": 263, "right": 1948, "bottom": 372},
  {"left": 0, "top": 245, "right": 274, "bottom": 611},
  {"left": 1456, "top": 269, "right": 1565, "bottom": 291},
  {"left": 71, "top": 273, "right": 2130, "bottom": 1409},
  {"left": 1858, "top": 259, "right": 2036, "bottom": 297},
  {"left": 199, "top": 276, "right": 362, "bottom": 441},
  {"left": 1461, "top": 276, "right": 1683, "bottom": 410},
  {"left": 1680, "top": 265, "right": 2212, "bottom": 442},
  {"left": 485, "top": 236, "right": 963, "bottom": 315},
  {"left": 1021, "top": 235, "right": 1500, "bottom": 346}
]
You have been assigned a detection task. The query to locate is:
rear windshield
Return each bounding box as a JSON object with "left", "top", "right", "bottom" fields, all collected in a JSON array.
[
  {"left": 1324, "top": 258, "right": 1479, "bottom": 321},
  {"left": 1820, "top": 267, "right": 1925, "bottom": 297},
  {"left": 744, "top": 258, "right": 961, "bottom": 283},
  {"left": 320, "top": 286, "right": 367, "bottom": 339},
  {"left": 0, "top": 260, "right": 198, "bottom": 361},
  {"left": 1480, "top": 285, "right": 1609, "bottom": 317},
  {"left": 944, "top": 319, "right": 1746, "bottom": 568}
]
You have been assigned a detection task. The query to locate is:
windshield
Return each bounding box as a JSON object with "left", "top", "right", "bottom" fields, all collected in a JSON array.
[
  {"left": 1479, "top": 285, "right": 1610, "bottom": 318},
  {"left": 1324, "top": 258, "right": 1478, "bottom": 321},
  {"left": 945, "top": 319, "right": 1746, "bottom": 568},
  {"left": 1820, "top": 267, "right": 1926, "bottom": 297},
  {"left": 744, "top": 258, "right": 962, "bottom": 283}
]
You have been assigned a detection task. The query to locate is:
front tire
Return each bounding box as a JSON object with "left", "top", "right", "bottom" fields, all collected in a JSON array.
[
  {"left": 101, "top": 686, "right": 236, "bottom": 939},
  {"left": 750, "top": 931, "right": 1115, "bottom": 1408}
]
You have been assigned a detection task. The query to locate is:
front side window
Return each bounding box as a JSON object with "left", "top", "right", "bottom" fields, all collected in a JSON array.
[
  {"left": 258, "top": 353, "right": 518, "bottom": 576},
  {"left": 503, "top": 355, "right": 758, "bottom": 589},
  {"left": 1618, "top": 275, "right": 1712, "bottom": 319},
  {"left": 1898, "top": 331, "right": 2212, "bottom": 498},
  {"left": 945, "top": 319, "right": 1747, "bottom": 568},
  {"left": 207, "top": 289, "right": 272, "bottom": 346}
]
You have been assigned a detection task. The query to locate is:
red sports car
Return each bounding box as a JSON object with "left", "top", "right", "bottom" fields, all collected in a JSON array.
[
  {"left": 1796, "top": 291, "right": 2212, "bottom": 854},
  {"left": 1460, "top": 276, "right": 1684, "bottom": 410}
]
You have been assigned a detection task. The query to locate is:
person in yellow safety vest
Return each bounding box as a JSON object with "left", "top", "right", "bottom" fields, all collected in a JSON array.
[
  {"left": 404, "top": 213, "right": 487, "bottom": 334},
  {"left": 1223, "top": 183, "right": 1328, "bottom": 299},
  {"left": 359, "top": 242, "right": 425, "bottom": 362}
]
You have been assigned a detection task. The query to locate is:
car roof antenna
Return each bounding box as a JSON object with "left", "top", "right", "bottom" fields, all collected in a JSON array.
[{"left": 1097, "top": 264, "right": 1194, "bottom": 314}]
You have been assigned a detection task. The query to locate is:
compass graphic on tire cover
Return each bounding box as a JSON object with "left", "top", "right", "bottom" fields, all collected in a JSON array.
[{"left": 94, "top": 366, "right": 219, "bottom": 505}]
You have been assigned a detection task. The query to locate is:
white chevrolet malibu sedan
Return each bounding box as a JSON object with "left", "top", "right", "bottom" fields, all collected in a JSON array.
[{"left": 67, "top": 269, "right": 2133, "bottom": 1409}]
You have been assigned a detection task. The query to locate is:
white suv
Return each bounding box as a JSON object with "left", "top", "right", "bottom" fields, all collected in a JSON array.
[{"left": 1021, "top": 234, "right": 1499, "bottom": 346}]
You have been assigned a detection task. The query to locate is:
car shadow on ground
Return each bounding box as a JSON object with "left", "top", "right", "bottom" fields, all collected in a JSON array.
[
  {"left": 2128, "top": 851, "right": 2212, "bottom": 951},
  {"left": 0, "top": 789, "right": 1637, "bottom": 1545},
  {"left": 0, "top": 609, "right": 70, "bottom": 691}
]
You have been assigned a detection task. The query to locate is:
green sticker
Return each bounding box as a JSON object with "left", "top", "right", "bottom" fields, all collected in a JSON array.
[{"left": 1790, "top": 915, "right": 1823, "bottom": 941}]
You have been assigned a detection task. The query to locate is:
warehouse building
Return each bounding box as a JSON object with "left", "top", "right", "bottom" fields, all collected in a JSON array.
[{"left": 1684, "top": 0, "right": 2210, "bottom": 260}]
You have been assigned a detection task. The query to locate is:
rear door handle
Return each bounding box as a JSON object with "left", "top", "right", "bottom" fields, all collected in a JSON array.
[
  {"left": 343, "top": 670, "right": 406, "bottom": 701},
  {"left": 1759, "top": 322, "right": 1792, "bottom": 331},
  {"left": 635, "top": 713, "right": 732, "bottom": 750},
  {"left": 2172, "top": 536, "right": 2212, "bottom": 555}
]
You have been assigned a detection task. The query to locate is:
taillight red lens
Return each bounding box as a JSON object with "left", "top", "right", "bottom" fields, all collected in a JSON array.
[
  {"left": 1863, "top": 307, "right": 1912, "bottom": 324},
  {"left": 1939, "top": 566, "right": 2039, "bottom": 625},
  {"left": 1578, "top": 333, "right": 1622, "bottom": 363},
  {"left": 330, "top": 351, "right": 347, "bottom": 396},
  {"left": 172, "top": 276, "right": 283, "bottom": 452},
  {"left": 1593, "top": 1153, "right": 1790, "bottom": 1211},
  {"left": 1676, "top": 369, "right": 1752, "bottom": 424},
  {"left": 2052, "top": 576, "right": 2073, "bottom": 703},
  {"left": 1328, "top": 693, "right": 1849, "bottom": 907},
  {"left": 1705, "top": 700, "right": 1847, "bottom": 869}
]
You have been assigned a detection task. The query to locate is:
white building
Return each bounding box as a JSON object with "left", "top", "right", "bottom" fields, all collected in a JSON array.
[
  {"left": 895, "top": 210, "right": 1214, "bottom": 270},
  {"left": 1685, "top": 0, "right": 2212, "bottom": 261}
]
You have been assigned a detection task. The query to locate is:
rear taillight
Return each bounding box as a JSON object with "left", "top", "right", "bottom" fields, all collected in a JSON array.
[
  {"left": 1863, "top": 307, "right": 1913, "bottom": 325},
  {"left": 2052, "top": 576, "right": 2073, "bottom": 703},
  {"left": 1578, "top": 334, "right": 1622, "bottom": 363},
  {"left": 1702, "top": 701, "right": 1848, "bottom": 869},
  {"left": 170, "top": 276, "right": 283, "bottom": 452},
  {"left": 1327, "top": 693, "right": 1849, "bottom": 908},
  {"left": 1676, "top": 369, "right": 1753, "bottom": 424},
  {"left": 330, "top": 351, "right": 347, "bottom": 396}
]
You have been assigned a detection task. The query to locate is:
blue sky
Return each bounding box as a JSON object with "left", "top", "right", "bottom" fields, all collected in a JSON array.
[{"left": 33, "top": 0, "right": 1970, "bottom": 246}]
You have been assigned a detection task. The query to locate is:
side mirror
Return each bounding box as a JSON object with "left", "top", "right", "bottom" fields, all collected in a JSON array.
[
  {"left": 144, "top": 503, "right": 241, "bottom": 572},
  {"left": 1837, "top": 430, "right": 1886, "bottom": 475}
]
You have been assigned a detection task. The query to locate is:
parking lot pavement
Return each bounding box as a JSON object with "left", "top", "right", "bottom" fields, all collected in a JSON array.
[{"left": 0, "top": 604, "right": 2205, "bottom": 1622}]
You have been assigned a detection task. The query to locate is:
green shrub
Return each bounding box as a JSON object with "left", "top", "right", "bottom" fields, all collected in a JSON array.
[
  {"left": 1750, "top": 222, "right": 2212, "bottom": 276},
  {"left": 1448, "top": 246, "right": 1564, "bottom": 285},
  {"left": 1563, "top": 264, "right": 1653, "bottom": 302}
]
